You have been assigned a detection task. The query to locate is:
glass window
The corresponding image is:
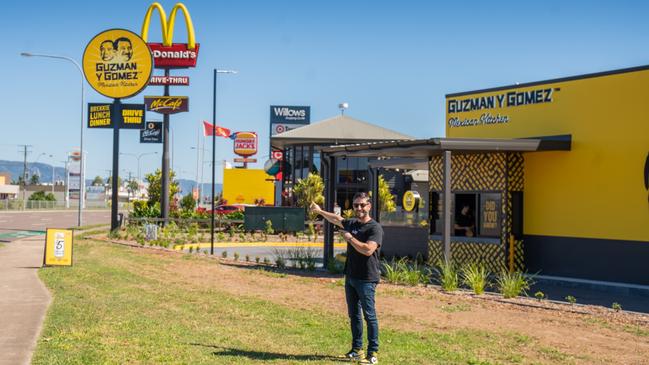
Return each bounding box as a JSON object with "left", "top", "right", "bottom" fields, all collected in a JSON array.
[{"left": 453, "top": 193, "right": 477, "bottom": 237}]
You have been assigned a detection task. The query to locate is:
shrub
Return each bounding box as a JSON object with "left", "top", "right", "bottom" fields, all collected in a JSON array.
[
  {"left": 435, "top": 260, "right": 459, "bottom": 292},
  {"left": 565, "top": 295, "right": 577, "bottom": 305},
  {"left": 534, "top": 291, "right": 545, "bottom": 301},
  {"left": 245, "top": 254, "right": 250, "bottom": 262},
  {"left": 188, "top": 246, "right": 194, "bottom": 253},
  {"left": 180, "top": 194, "right": 196, "bottom": 211},
  {"left": 233, "top": 252, "right": 240, "bottom": 261},
  {"left": 263, "top": 257, "right": 270, "bottom": 265},
  {"left": 612, "top": 302, "right": 622, "bottom": 312},
  {"left": 327, "top": 258, "right": 345, "bottom": 274},
  {"left": 264, "top": 220, "right": 274, "bottom": 235},
  {"left": 275, "top": 256, "right": 286, "bottom": 269},
  {"left": 272, "top": 249, "right": 287, "bottom": 269},
  {"left": 461, "top": 263, "right": 490, "bottom": 295},
  {"left": 221, "top": 251, "right": 228, "bottom": 259},
  {"left": 381, "top": 258, "right": 429, "bottom": 286},
  {"left": 131, "top": 200, "right": 161, "bottom": 218},
  {"left": 497, "top": 271, "right": 531, "bottom": 299},
  {"left": 255, "top": 256, "right": 260, "bottom": 264}
]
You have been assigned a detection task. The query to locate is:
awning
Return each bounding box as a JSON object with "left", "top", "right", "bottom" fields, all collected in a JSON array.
[
  {"left": 321, "top": 134, "right": 572, "bottom": 158},
  {"left": 270, "top": 114, "right": 413, "bottom": 150}
]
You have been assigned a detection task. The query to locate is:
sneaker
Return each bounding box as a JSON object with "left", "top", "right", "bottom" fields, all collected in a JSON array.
[
  {"left": 343, "top": 348, "right": 364, "bottom": 361},
  {"left": 365, "top": 351, "right": 378, "bottom": 364}
]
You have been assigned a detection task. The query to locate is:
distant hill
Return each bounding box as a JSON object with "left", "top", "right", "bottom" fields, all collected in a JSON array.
[
  {"left": 0, "top": 161, "right": 222, "bottom": 196},
  {"left": 0, "top": 160, "right": 66, "bottom": 184},
  {"left": 176, "top": 179, "right": 222, "bottom": 198}
]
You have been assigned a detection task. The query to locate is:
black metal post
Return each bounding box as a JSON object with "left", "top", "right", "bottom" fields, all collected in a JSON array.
[
  {"left": 322, "top": 154, "right": 336, "bottom": 268},
  {"left": 443, "top": 150, "right": 452, "bottom": 263},
  {"left": 370, "top": 167, "right": 379, "bottom": 222},
  {"left": 161, "top": 68, "right": 171, "bottom": 226},
  {"left": 110, "top": 99, "right": 121, "bottom": 231},
  {"left": 210, "top": 69, "right": 217, "bottom": 255}
]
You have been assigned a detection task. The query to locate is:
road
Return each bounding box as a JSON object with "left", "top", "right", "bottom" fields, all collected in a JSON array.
[{"left": 0, "top": 210, "right": 111, "bottom": 242}]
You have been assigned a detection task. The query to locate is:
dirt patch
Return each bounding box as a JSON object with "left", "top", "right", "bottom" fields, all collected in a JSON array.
[{"left": 102, "top": 238, "right": 649, "bottom": 364}]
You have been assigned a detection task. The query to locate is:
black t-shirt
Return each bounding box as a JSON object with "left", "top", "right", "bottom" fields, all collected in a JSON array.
[{"left": 342, "top": 218, "right": 383, "bottom": 282}]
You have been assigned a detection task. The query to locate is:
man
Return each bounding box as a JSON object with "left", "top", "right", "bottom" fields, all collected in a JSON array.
[
  {"left": 100, "top": 40, "right": 116, "bottom": 62},
  {"left": 454, "top": 204, "right": 475, "bottom": 237},
  {"left": 114, "top": 37, "right": 133, "bottom": 62},
  {"left": 311, "top": 192, "right": 383, "bottom": 364}
]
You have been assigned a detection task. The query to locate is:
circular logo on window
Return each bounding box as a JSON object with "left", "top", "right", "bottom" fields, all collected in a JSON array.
[{"left": 402, "top": 190, "right": 421, "bottom": 212}]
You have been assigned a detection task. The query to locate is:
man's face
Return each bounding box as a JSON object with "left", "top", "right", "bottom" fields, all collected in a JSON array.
[
  {"left": 352, "top": 198, "right": 371, "bottom": 219},
  {"left": 100, "top": 41, "right": 115, "bottom": 61},
  {"left": 116, "top": 40, "right": 133, "bottom": 61},
  {"left": 461, "top": 206, "right": 469, "bottom": 215}
]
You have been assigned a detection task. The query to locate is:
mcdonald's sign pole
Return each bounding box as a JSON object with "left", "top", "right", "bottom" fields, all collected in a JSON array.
[{"left": 141, "top": 2, "right": 198, "bottom": 226}]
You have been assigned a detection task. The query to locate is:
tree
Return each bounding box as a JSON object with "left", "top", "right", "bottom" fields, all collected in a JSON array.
[
  {"left": 293, "top": 172, "right": 324, "bottom": 220},
  {"left": 29, "top": 174, "right": 40, "bottom": 185},
  {"left": 145, "top": 169, "right": 180, "bottom": 207},
  {"left": 106, "top": 175, "right": 123, "bottom": 190},
  {"left": 180, "top": 194, "right": 196, "bottom": 211},
  {"left": 92, "top": 176, "right": 104, "bottom": 186},
  {"left": 29, "top": 191, "right": 56, "bottom": 201},
  {"left": 377, "top": 175, "right": 396, "bottom": 213},
  {"left": 126, "top": 179, "right": 139, "bottom": 194}
]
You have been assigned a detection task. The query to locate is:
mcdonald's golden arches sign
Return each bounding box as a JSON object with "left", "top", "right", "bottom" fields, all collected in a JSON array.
[
  {"left": 82, "top": 29, "right": 153, "bottom": 99},
  {"left": 141, "top": 2, "right": 200, "bottom": 68}
]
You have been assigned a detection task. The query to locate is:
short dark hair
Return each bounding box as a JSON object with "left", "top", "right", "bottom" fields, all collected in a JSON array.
[
  {"left": 115, "top": 37, "right": 131, "bottom": 45},
  {"left": 352, "top": 192, "right": 370, "bottom": 202}
]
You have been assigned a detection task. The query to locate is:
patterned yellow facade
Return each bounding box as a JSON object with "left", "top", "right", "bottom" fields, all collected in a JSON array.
[{"left": 428, "top": 152, "right": 525, "bottom": 272}]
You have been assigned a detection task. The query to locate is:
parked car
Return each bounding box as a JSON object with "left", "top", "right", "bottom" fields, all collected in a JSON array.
[{"left": 213, "top": 204, "right": 246, "bottom": 215}]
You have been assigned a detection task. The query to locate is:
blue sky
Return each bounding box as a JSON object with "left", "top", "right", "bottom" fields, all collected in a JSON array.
[{"left": 2, "top": 0, "right": 648, "bottom": 183}]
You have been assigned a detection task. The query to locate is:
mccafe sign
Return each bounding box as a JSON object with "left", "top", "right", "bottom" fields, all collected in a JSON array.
[{"left": 144, "top": 96, "right": 189, "bottom": 114}]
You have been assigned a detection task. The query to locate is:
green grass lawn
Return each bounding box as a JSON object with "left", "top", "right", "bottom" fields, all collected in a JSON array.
[{"left": 33, "top": 238, "right": 572, "bottom": 364}]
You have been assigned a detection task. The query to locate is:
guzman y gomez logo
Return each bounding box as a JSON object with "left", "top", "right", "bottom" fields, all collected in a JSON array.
[
  {"left": 448, "top": 88, "right": 554, "bottom": 113},
  {"left": 447, "top": 88, "right": 556, "bottom": 128}
]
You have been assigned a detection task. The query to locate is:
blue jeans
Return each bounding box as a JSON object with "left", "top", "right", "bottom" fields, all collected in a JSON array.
[{"left": 345, "top": 277, "right": 379, "bottom": 353}]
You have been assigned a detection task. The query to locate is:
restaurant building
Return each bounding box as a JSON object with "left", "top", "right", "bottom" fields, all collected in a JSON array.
[{"left": 321, "top": 65, "right": 649, "bottom": 286}]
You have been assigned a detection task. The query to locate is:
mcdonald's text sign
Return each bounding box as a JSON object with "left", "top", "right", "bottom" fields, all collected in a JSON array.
[{"left": 148, "top": 43, "right": 199, "bottom": 68}]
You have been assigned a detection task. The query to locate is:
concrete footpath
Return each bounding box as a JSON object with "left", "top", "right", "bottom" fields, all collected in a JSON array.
[{"left": 0, "top": 235, "right": 51, "bottom": 365}]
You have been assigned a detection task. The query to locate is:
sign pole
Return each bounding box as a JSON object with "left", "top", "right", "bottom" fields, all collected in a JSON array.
[
  {"left": 161, "top": 68, "right": 171, "bottom": 225},
  {"left": 210, "top": 69, "right": 217, "bottom": 255},
  {"left": 110, "top": 99, "right": 122, "bottom": 231}
]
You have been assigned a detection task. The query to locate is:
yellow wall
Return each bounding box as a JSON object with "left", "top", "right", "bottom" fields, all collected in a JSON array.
[
  {"left": 0, "top": 175, "right": 7, "bottom": 185},
  {"left": 446, "top": 68, "right": 649, "bottom": 242},
  {"left": 222, "top": 168, "right": 275, "bottom": 205}
]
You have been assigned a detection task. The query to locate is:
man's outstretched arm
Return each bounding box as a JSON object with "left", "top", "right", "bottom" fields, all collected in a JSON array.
[{"left": 310, "top": 202, "right": 344, "bottom": 229}]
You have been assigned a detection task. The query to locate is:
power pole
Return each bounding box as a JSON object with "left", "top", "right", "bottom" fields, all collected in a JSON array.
[{"left": 18, "top": 145, "right": 32, "bottom": 203}]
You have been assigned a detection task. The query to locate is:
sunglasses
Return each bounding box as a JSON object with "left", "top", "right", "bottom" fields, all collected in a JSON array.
[{"left": 353, "top": 202, "right": 369, "bottom": 208}]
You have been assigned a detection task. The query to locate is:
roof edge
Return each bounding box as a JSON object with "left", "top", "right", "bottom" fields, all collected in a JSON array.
[{"left": 446, "top": 64, "right": 649, "bottom": 98}]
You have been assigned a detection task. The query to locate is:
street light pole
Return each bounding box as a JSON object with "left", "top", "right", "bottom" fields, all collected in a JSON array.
[
  {"left": 211, "top": 69, "right": 237, "bottom": 255},
  {"left": 21, "top": 52, "right": 85, "bottom": 227},
  {"left": 120, "top": 152, "right": 158, "bottom": 182}
]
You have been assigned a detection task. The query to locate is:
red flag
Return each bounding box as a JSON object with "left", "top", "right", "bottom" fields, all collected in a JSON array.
[{"left": 203, "top": 121, "right": 231, "bottom": 137}]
